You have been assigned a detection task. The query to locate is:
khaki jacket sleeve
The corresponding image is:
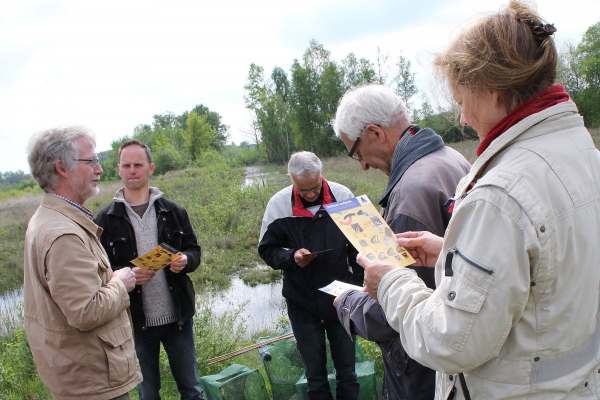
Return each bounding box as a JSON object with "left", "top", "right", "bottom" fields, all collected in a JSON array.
[
  {"left": 45, "top": 234, "right": 130, "bottom": 332},
  {"left": 378, "top": 190, "right": 537, "bottom": 373}
]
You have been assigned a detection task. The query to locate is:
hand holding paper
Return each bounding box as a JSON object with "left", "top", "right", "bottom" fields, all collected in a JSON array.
[
  {"left": 323, "top": 195, "right": 415, "bottom": 267},
  {"left": 132, "top": 267, "right": 156, "bottom": 285},
  {"left": 294, "top": 248, "right": 316, "bottom": 267},
  {"left": 357, "top": 253, "right": 400, "bottom": 299},
  {"left": 319, "top": 280, "right": 364, "bottom": 297},
  {"left": 170, "top": 253, "right": 187, "bottom": 273},
  {"left": 130, "top": 242, "right": 180, "bottom": 271}
]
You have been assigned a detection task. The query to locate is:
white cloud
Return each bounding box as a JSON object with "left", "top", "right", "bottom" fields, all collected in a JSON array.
[{"left": 1, "top": 0, "right": 598, "bottom": 173}]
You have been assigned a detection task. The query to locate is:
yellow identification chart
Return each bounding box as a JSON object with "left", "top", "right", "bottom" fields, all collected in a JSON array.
[
  {"left": 323, "top": 195, "right": 415, "bottom": 267},
  {"left": 130, "top": 242, "right": 180, "bottom": 271}
]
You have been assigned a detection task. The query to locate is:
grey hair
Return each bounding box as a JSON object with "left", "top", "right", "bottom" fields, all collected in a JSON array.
[
  {"left": 27, "top": 126, "right": 96, "bottom": 191},
  {"left": 288, "top": 151, "right": 322, "bottom": 180},
  {"left": 331, "top": 84, "right": 410, "bottom": 140}
]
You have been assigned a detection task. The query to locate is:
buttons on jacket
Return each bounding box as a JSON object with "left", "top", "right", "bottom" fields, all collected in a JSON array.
[
  {"left": 534, "top": 357, "right": 540, "bottom": 362},
  {"left": 449, "top": 375, "right": 454, "bottom": 381},
  {"left": 448, "top": 291, "right": 456, "bottom": 301},
  {"left": 540, "top": 225, "right": 546, "bottom": 233}
]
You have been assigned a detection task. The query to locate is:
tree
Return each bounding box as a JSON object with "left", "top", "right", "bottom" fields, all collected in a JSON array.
[
  {"left": 289, "top": 40, "right": 346, "bottom": 157},
  {"left": 420, "top": 94, "right": 435, "bottom": 120},
  {"left": 342, "top": 53, "right": 377, "bottom": 90},
  {"left": 271, "top": 67, "right": 294, "bottom": 159},
  {"left": 243, "top": 64, "right": 292, "bottom": 164},
  {"left": 557, "top": 42, "right": 586, "bottom": 97},
  {"left": 290, "top": 58, "right": 320, "bottom": 152},
  {"left": 375, "top": 47, "right": 392, "bottom": 85},
  {"left": 182, "top": 112, "right": 216, "bottom": 161},
  {"left": 132, "top": 124, "right": 155, "bottom": 148},
  {"left": 394, "top": 54, "right": 418, "bottom": 113},
  {"left": 572, "top": 21, "right": 600, "bottom": 127},
  {"left": 153, "top": 112, "right": 178, "bottom": 131},
  {"left": 576, "top": 21, "right": 600, "bottom": 88},
  {"left": 244, "top": 63, "right": 269, "bottom": 111},
  {"left": 191, "top": 104, "right": 229, "bottom": 150}
]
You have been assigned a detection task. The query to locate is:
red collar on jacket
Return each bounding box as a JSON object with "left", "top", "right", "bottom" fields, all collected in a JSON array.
[
  {"left": 476, "top": 84, "right": 570, "bottom": 156},
  {"left": 291, "top": 177, "right": 333, "bottom": 217}
]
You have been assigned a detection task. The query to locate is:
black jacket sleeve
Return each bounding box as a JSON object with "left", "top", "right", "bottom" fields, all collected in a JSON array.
[
  {"left": 175, "top": 206, "right": 201, "bottom": 274},
  {"left": 257, "top": 221, "right": 299, "bottom": 271}
]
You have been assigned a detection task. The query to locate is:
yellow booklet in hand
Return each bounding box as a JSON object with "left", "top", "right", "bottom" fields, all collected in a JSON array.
[
  {"left": 323, "top": 195, "right": 415, "bottom": 267},
  {"left": 130, "top": 243, "right": 180, "bottom": 271}
]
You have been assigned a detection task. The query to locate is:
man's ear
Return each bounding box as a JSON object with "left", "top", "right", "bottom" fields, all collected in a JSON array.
[
  {"left": 149, "top": 163, "right": 155, "bottom": 176},
  {"left": 55, "top": 160, "right": 68, "bottom": 178},
  {"left": 366, "top": 124, "right": 385, "bottom": 142}
]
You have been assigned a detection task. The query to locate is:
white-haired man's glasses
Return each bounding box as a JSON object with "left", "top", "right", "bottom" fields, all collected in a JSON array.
[{"left": 73, "top": 158, "right": 100, "bottom": 168}]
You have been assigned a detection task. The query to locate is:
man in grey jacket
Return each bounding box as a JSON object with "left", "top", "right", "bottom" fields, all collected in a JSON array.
[{"left": 332, "top": 84, "right": 470, "bottom": 399}]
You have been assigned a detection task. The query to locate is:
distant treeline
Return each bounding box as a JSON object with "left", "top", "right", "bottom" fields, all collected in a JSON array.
[
  {"left": 243, "top": 39, "right": 479, "bottom": 164},
  {"left": 0, "top": 170, "right": 35, "bottom": 189}
]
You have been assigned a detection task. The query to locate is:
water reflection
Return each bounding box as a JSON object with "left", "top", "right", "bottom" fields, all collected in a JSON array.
[
  {"left": 242, "top": 166, "right": 269, "bottom": 189},
  {"left": 0, "top": 278, "right": 285, "bottom": 339},
  {"left": 0, "top": 288, "right": 23, "bottom": 335},
  {"left": 242, "top": 166, "right": 289, "bottom": 190},
  {"left": 207, "top": 272, "right": 285, "bottom": 338}
]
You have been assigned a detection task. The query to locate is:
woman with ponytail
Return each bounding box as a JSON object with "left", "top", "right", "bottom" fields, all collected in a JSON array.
[{"left": 359, "top": 2, "right": 600, "bottom": 398}]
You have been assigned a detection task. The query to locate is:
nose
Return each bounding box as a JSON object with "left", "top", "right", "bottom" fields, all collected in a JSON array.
[
  {"left": 460, "top": 113, "right": 467, "bottom": 127},
  {"left": 359, "top": 159, "right": 370, "bottom": 171},
  {"left": 305, "top": 191, "right": 318, "bottom": 201},
  {"left": 95, "top": 163, "right": 103, "bottom": 174}
]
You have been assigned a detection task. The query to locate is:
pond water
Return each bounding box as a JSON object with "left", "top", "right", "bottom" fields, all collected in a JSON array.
[
  {"left": 243, "top": 166, "right": 269, "bottom": 188},
  {"left": 0, "top": 274, "right": 286, "bottom": 338},
  {"left": 207, "top": 269, "right": 286, "bottom": 338},
  {"left": 242, "top": 166, "right": 289, "bottom": 190},
  {"left": 0, "top": 288, "right": 23, "bottom": 334}
]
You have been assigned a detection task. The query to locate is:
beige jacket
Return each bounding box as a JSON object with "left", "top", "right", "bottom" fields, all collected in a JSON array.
[
  {"left": 24, "top": 194, "right": 142, "bottom": 399},
  {"left": 378, "top": 102, "right": 600, "bottom": 399}
]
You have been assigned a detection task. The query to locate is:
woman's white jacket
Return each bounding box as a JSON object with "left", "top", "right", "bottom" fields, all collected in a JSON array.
[{"left": 378, "top": 101, "right": 600, "bottom": 399}]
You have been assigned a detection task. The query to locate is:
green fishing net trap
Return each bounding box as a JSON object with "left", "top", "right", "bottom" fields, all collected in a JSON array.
[{"left": 199, "top": 363, "right": 270, "bottom": 400}]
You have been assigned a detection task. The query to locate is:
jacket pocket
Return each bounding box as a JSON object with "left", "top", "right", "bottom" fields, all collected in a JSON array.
[
  {"left": 107, "top": 236, "right": 135, "bottom": 264},
  {"left": 421, "top": 247, "right": 495, "bottom": 352},
  {"left": 97, "top": 319, "right": 136, "bottom": 388},
  {"left": 164, "top": 229, "right": 184, "bottom": 250}
]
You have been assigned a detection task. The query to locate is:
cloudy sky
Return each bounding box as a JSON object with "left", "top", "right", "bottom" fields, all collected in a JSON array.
[{"left": 1, "top": 0, "right": 599, "bottom": 174}]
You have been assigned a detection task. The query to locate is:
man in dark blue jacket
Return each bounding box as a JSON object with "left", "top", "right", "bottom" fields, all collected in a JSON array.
[
  {"left": 95, "top": 140, "right": 203, "bottom": 400},
  {"left": 258, "top": 151, "right": 363, "bottom": 400}
]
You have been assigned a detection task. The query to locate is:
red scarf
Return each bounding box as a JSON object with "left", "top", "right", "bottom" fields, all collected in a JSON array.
[
  {"left": 476, "top": 85, "right": 570, "bottom": 156},
  {"left": 292, "top": 177, "right": 333, "bottom": 217}
]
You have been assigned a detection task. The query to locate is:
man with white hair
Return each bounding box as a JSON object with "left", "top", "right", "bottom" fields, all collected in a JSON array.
[
  {"left": 331, "top": 84, "right": 470, "bottom": 400},
  {"left": 259, "top": 151, "right": 363, "bottom": 400},
  {"left": 23, "top": 126, "right": 141, "bottom": 400}
]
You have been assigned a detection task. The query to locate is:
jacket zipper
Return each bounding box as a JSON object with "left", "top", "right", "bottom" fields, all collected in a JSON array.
[{"left": 448, "top": 247, "right": 494, "bottom": 276}]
